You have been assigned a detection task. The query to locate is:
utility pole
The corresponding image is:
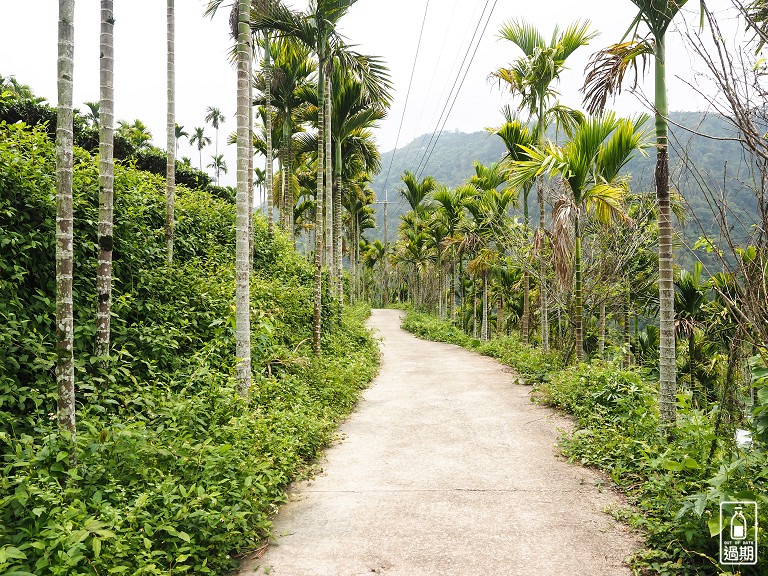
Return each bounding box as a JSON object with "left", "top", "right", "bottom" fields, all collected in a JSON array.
[{"left": 373, "top": 190, "right": 390, "bottom": 306}]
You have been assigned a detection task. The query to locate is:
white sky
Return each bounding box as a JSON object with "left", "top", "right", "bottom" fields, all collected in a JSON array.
[{"left": 0, "top": 0, "right": 740, "bottom": 188}]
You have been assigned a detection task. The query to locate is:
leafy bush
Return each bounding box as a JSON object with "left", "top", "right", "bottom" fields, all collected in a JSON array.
[
  {"left": 401, "top": 311, "right": 473, "bottom": 347},
  {"left": 0, "top": 121, "right": 379, "bottom": 575},
  {"left": 537, "top": 362, "right": 767, "bottom": 575},
  {"left": 401, "top": 310, "right": 559, "bottom": 383}
]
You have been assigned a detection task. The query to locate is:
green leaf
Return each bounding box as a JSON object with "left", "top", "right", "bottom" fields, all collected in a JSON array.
[
  {"left": 708, "top": 516, "right": 722, "bottom": 537},
  {"left": 92, "top": 537, "right": 101, "bottom": 559}
]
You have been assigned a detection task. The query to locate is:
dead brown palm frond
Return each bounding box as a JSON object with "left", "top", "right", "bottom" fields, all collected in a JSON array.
[
  {"left": 581, "top": 40, "right": 653, "bottom": 115},
  {"left": 532, "top": 228, "right": 546, "bottom": 256},
  {"left": 551, "top": 195, "right": 575, "bottom": 288}
]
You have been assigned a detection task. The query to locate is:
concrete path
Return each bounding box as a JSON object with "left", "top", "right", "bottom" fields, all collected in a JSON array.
[{"left": 239, "top": 309, "right": 641, "bottom": 576}]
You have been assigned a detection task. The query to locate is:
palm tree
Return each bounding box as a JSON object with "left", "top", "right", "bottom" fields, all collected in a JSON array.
[
  {"left": 235, "top": 0, "right": 252, "bottom": 394},
  {"left": 401, "top": 170, "right": 436, "bottom": 215},
  {"left": 254, "top": 37, "right": 315, "bottom": 242},
  {"left": 175, "top": 124, "right": 188, "bottom": 156},
  {"left": 581, "top": 0, "right": 700, "bottom": 428},
  {"left": 434, "top": 185, "right": 469, "bottom": 320},
  {"left": 96, "top": 0, "right": 115, "bottom": 359},
  {"left": 251, "top": 0, "right": 392, "bottom": 354},
  {"left": 56, "top": 0, "right": 76, "bottom": 464},
  {"left": 205, "top": 105, "right": 226, "bottom": 158},
  {"left": 117, "top": 119, "right": 153, "bottom": 149},
  {"left": 674, "top": 262, "right": 709, "bottom": 407},
  {"left": 208, "top": 153, "right": 228, "bottom": 185},
  {"left": 493, "top": 19, "right": 596, "bottom": 352},
  {"left": 510, "top": 112, "right": 649, "bottom": 361},
  {"left": 84, "top": 100, "right": 100, "bottom": 128},
  {"left": 189, "top": 126, "right": 211, "bottom": 171},
  {"left": 493, "top": 107, "right": 536, "bottom": 341},
  {"left": 166, "top": 0, "right": 176, "bottom": 264}
]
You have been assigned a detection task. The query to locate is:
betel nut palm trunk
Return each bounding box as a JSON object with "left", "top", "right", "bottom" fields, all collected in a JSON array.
[
  {"left": 56, "top": 0, "right": 77, "bottom": 463},
  {"left": 235, "top": 0, "right": 252, "bottom": 395},
  {"left": 96, "top": 0, "right": 115, "bottom": 358}
]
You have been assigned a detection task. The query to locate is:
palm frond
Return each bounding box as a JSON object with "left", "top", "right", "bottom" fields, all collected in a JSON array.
[
  {"left": 551, "top": 195, "right": 574, "bottom": 287},
  {"left": 557, "top": 19, "right": 599, "bottom": 60},
  {"left": 583, "top": 183, "right": 630, "bottom": 225},
  {"left": 581, "top": 40, "right": 653, "bottom": 115},
  {"left": 499, "top": 19, "right": 546, "bottom": 56}
]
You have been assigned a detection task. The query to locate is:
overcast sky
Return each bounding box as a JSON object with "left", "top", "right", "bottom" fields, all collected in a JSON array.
[{"left": 1, "top": 0, "right": 740, "bottom": 188}]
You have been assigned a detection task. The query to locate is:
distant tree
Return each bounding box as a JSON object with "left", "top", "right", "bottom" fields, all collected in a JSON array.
[
  {"left": 205, "top": 105, "right": 226, "bottom": 158},
  {"left": 84, "top": 100, "right": 100, "bottom": 128},
  {"left": 493, "top": 18, "right": 596, "bottom": 352},
  {"left": 208, "top": 153, "right": 228, "bottom": 185},
  {"left": 189, "top": 126, "right": 211, "bottom": 170},
  {"left": 117, "top": 119, "right": 152, "bottom": 149},
  {"left": 175, "top": 123, "right": 188, "bottom": 155}
]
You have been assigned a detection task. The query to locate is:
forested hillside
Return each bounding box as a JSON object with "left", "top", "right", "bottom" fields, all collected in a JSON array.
[{"left": 371, "top": 112, "right": 754, "bottom": 254}]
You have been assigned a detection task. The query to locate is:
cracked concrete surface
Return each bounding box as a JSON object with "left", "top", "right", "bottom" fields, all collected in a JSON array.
[{"left": 238, "top": 309, "right": 642, "bottom": 576}]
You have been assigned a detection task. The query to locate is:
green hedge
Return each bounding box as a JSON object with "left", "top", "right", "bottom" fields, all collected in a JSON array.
[{"left": 0, "top": 120, "right": 378, "bottom": 575}]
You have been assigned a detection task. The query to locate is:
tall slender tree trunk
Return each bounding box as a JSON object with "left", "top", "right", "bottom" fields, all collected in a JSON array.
[
  {"left": 448, "top": 258, "right": 455, "bottom": 320},
  {"left": 284, "top": 114, "right": 295, "bottom": 245},
  {"left": 334, "top": 140, "right": 343, "bottom": 308},
  {"left": 349, "top": 216, "right": 356, "bottom": 304},
  {"left": 235, "top": 0, "right": 252, "bottom": 395},
  {"left": 313, "top": 50, "right": 326, "bottom": 356},
  {"left": 324, "top": 74, "right": 334, "bottom": 296},
  {"left": 279, "top": 157, "right": 286, "bottom": 225},
  {"left": 497, "top": 294, "right": 503, "bottom": 338},
  {"left": 438, "top": 254, "right": 445, "bottom": 319},
  {"left": 538, "top": 179, "right": 549, "bottom": 352},
  {"left": 574, "top": 211, "right": 584, "bottom": 361},
  {"left": 165, "top": 0, "right": 175, "bottom": 264},
  {"left": 56, "top": 0, "right": 76, "bottom": 464},
  {"left": 248, "top": 46, "right": 254, "bottom": 264},
  {"left": 264, "top": 37, "right": 274, "bottom": 237},
  {"left": 481, "top": 272, "right": 489, "bottom": 341},
  {"left": 96, "top": 0, "right": 114, "bottom": 359},
  {"left": 522, "top": 189, "right": 530, "bottom": 343},
  {"left": 624, "top": 277, "right": 632, "bottom": 368},
  {"left": 598, "top": 298, "right": 606, "bottom": 356},
  {"left": 655, "top": 37, "right": 677, "bottom": 427}
]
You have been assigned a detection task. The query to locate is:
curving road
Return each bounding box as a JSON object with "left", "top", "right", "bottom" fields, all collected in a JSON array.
[{"left": 239, "top": 308, "right": 641, "bottom": 576}]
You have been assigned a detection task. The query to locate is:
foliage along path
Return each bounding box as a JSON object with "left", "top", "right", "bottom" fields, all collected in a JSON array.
[{"left": 240, "top": 309, "right": 640, "bottom": 575}]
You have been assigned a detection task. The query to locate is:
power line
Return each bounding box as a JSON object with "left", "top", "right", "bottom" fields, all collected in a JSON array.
[
  {"left": 399, "top": 0, "right": 462, "bottom": 171},
  {"left": 414, "top": 0, "right": 499, "bottom": 180},
  {"left": 377, "top": 0, "right": 432, "bottom": 202},
  {"left": 411, "top": 0, "right": 492, "bottom": 177}
]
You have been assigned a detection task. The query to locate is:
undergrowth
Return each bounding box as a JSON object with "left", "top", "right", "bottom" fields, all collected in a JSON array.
[
  {"left": 0, "top": 121, "right": 379, "bottom": 575},
  {"left": 402, "top": 309, "right": 767, "bottom": 575}
]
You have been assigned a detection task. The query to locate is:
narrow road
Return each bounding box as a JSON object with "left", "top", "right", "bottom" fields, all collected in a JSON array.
[{"left": 240, "top": 309, "right": 641, "bottom": 576}]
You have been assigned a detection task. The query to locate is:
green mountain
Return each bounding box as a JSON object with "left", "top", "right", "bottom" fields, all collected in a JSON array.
[{"left": 370, "top": 112, "right": 756, "bottom": 263}]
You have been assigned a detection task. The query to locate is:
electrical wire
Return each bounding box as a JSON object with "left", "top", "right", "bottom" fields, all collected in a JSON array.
[
  {"left": 414, "top": 0, "right": 499, "bottom": 179},
  {"left": 376, "top": 0, "right": 432, "bottom": 203}
]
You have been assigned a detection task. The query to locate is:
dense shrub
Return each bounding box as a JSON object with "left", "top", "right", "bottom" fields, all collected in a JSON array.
[
  {"left": 0, "top": 121, "right": 379, "bottom": 575},
  {"left": 0, "top": 93, "right": 215, "bottom": 193}
]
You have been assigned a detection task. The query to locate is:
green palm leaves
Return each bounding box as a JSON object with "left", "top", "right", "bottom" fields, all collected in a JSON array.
[
  {"left": 493, "top": 18, "right": 596, "bottom": 134},
  {"left": 508, "top": 113, "right": 650, "bottom": 359}
]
